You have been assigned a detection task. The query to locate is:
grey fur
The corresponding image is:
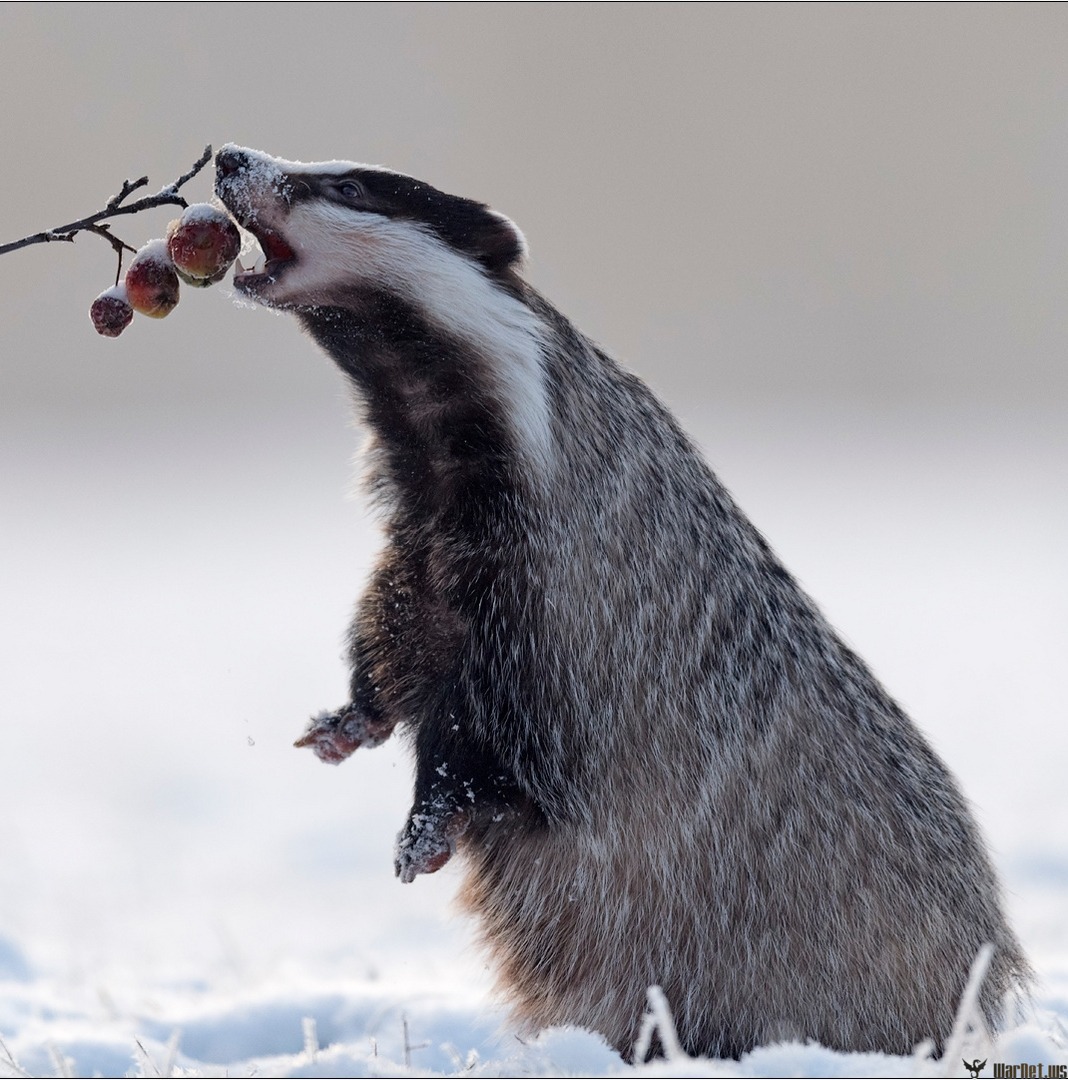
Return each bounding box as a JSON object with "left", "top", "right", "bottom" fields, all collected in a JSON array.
[{"left": 215, "top": 145, "right": 1031, "bottom": 1061}]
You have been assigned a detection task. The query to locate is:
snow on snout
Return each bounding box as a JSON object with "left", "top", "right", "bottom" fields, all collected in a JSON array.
[{"left": 214, "top": 143, "right": 289, "bottom": 225}]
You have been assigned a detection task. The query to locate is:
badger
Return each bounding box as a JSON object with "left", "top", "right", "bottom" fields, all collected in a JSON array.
[{"left": 214, "top": 144, "right": 1030, "bottom": 1060}]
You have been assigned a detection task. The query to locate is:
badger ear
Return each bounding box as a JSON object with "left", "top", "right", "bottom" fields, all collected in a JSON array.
[
  {"left": 423, "top": 188, "right": 528, "bottom": 276},
  {"left": 471, "top": 209, "right": 527, "bottom": 275}
]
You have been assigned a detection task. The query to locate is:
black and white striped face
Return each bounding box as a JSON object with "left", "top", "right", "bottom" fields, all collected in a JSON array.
[
  {"left": 214, "top": 145, "right": 554, "bottom": 473},
  {"left": 213, "top": 145, "right": 527, "bottom": 311}
]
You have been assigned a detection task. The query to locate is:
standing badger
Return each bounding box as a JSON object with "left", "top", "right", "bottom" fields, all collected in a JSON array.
[{"left": 215, "top": 145, "right": 1029, "bottom": 1060}]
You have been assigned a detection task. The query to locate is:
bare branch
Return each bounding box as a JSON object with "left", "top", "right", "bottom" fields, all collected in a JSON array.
[{"left": 0, "top": 145, "right": 213, "bottom": 258}]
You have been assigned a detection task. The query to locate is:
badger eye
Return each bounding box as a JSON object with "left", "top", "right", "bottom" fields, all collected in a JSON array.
[{"left": 337, "top": 180, "right": 365, "bottom": 202}]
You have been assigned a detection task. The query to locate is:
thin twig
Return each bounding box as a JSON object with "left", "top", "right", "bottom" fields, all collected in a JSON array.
[
  {"left": 106, "top": 175, "right": 150, "bottom": 211},
  {"left": 940, "top": 944, "right": 994, "bottom": 1078},
  {"left": 633, "top": 984, "right": 684, "bottom": 1063},
  {"left": 82, "top": 223, "right": 139, "bottom": 285},
  {"left": 46, "top": 1043, "right": 72, "bottom": 1079},
  {"left": 0, "top": 1034, "right": 33, "bottom": 1079},
  {"left": 0, "top": 145, "right": 213, "bottom": 258}
]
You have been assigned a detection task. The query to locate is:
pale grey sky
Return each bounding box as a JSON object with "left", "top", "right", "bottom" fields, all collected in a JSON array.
[{"left": 2, "top": 3, "right": 1067, "bottom": 421}]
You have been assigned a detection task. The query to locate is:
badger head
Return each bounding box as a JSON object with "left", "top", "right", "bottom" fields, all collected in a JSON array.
[
  {"left": 214, "top": 146, "right": 554, "bottom": 473},
  {"left": 213, "top": 145, "right": 527, "bottom": 312}
]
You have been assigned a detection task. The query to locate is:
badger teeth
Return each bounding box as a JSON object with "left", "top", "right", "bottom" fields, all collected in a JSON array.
[{"left": 234, "top": 242, "right": 267, "bottom": 278}]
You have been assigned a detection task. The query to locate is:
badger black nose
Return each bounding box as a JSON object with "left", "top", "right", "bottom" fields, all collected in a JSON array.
[{"left": 215, "top": 146, "right": 249, "bottom": 179}]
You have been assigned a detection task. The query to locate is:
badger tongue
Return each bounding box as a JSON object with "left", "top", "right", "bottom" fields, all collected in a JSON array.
[{"left": 261, "top": 229, "right": 296, "bottom": 263}]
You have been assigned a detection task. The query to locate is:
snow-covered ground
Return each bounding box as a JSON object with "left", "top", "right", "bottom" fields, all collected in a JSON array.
[{"left": 1, "top": 397, "right": 1064, "bottom": 1078}]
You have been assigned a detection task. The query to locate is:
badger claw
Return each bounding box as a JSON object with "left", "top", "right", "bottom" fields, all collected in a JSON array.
[
  {"left": 394, "top": 806, "right": 469, "bottom": 883},
  {"left": 294, "top": 704, "right": 394, "bottom": 764}
]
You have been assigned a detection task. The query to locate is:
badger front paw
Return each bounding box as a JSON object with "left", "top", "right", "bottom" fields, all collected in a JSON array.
[
  {"left": 394, "top": 804, "right": 469, "bottom": 884},
  {"left": 294, "top": 704, "right": 395, "bottom": 764}
]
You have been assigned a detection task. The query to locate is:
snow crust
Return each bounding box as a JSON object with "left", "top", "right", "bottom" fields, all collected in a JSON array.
[
  {"left": 217, "top": 142, "right": 402, "bottom": 182},
  {"left": 130, "top": 237, "right": 174, "bottom": 268},
  {"left": 179, "top": 202, "right": 233, "bottom": 226},
  {"left": 0, "top": 964, "right": 1064, "bottom": 1078},
  {"left": 95, "top": 282, "right": 129, "bottom": 303}
]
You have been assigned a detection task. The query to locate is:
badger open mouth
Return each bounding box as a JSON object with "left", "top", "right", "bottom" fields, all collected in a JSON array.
[
  {"left": 231, "top": 223, "right": 297, "bottom": 293},
  {"left": 214, "top": 183, "right": 297, "bottom": 294}
]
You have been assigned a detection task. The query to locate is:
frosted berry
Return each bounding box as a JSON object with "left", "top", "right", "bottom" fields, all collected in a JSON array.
[
  {"left": 125, "top": 239, "right": 180, "bottom": 318},
  {"left": 167, "top": 204, "right": 240, "bottom": 286},
  {"left": 90, "top": 284, "right": 134, "bottom": 338}
]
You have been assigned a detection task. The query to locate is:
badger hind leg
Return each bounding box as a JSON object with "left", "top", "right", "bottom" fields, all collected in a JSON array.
[{"left": 294, "top": 702, "right": 397, "bottom": 764}]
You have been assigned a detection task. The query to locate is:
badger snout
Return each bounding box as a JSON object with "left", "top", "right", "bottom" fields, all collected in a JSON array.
[
  {"left": 213, "top": 145, "right": 298, "bottom": 303},
  {"left": 213, "top": 144, "right": 290, "bottom": 220},
  {"left": 215, "top": 145, "right": 250, "bottom": 180}
]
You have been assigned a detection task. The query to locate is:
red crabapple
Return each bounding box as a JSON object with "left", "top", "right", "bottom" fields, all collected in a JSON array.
[
  {"left": 166, "top": 203, "right": 240, "bottom": 286},
  {"left": 124, "top": 239, "right": 180, "bottom": 317},
  {"left": 89, "top": 284, "right": 134, "bottom": 337}
]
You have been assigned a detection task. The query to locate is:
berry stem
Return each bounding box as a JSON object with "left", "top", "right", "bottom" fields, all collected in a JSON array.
[{"left": 81, "top": 224, "right": 138, "bottom": 286}]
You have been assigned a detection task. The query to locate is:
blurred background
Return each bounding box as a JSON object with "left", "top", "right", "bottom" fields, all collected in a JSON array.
[{"left": 0, "top": 2, "right": 1064, "bottom": 1000}]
